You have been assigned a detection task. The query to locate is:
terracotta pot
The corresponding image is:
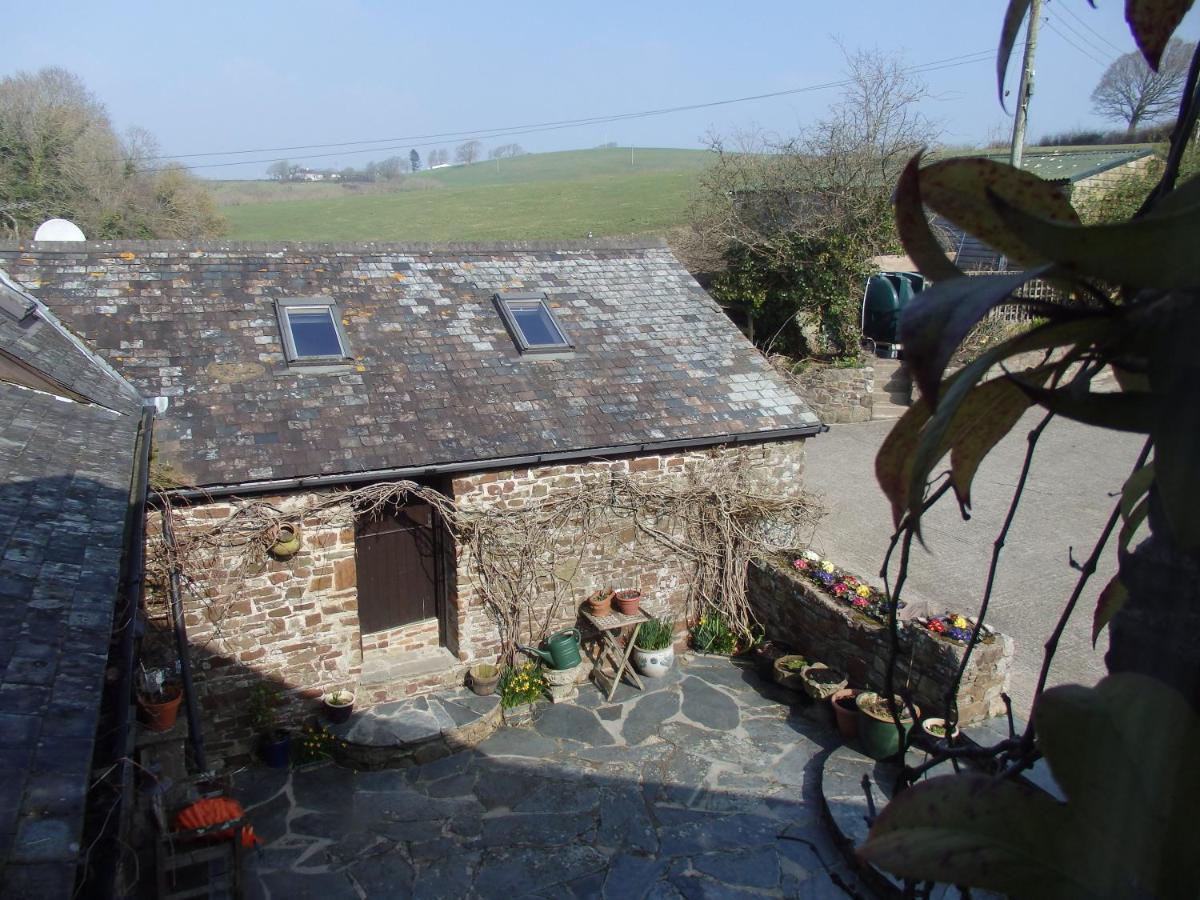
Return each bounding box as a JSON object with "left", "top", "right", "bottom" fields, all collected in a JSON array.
[
  {"left": 613, "top": 589, "right": 642, "bottom": 616},
  {"left": 584, "top": 589, "right": 614, "bottom": 617},
  {"left": 830, "top": 688, "right": 862, "bottom": 740},
  {"left": 138, "top": 686, "right": 183, "bottom": 732}
]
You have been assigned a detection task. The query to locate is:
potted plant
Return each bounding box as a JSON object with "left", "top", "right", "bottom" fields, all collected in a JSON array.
[
  {"left": 749, "top": 639, "right": 793, "bottom": 678},
  {"left": 690, "top": 612, "right": 737, "bottom": 655},
  {"left": 918, "top": 716, "right": 961, "bottom": 748},
  {"left": 138, "top": 678, "right": 183, "bottom": 732},
  {"left": 613, "top": 589, "right": 642, "bottom": 616},
  {"left": 321, "top": 689, "right": 355, "bottom": 725},
  {"left": 632, "top": 618, "right": 675, "bottom": 677},
  {"left": 250, "top": 684, "right": 291, "bottom": 768},
  {"left": 829, "top": 687, "right": 862, "bottom": 740},
  {"left": 583, "top": 588, "right": 614, "bottom": 618},
  {"left": 267, "top": 522, "right": 302, "bottom": 560},
  {"left": 856, "top": 691, "right": 919, "bottom": 761},
  {"left": 469, "top": 662, "right": 501, "bottom": 696},
  {"left": 772, "top": 654, "right": 809, "bottom": 691},
  {"left": 799, "top": 664, "right": 848, "bottom": 701},
  {"left": 498, "top": 662, "right": 545, "bottom": 725}
]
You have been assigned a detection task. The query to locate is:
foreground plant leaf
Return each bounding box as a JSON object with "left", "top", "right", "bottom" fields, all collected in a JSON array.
[
  {"left": 893, "top": 153, "right": 962, "bottom": 282},
  {"left": 1126, "top": 0, "right": 1196, "bottom": 69},
  {"left": 1092, "top": 575, "right": 1128, "bottom": 647},
  {"left": 875, "top": 397, "right": 932, "bottom": 528},
  {"left": 1007, "top": 377, "right": 1158, "bottom": 432},
  {"left": 860, "top": 674, "right": 1200, "bottom": 898},
  {"left": 920, "top": 158, "right": 1080, "bottom": 267},
  {"left": 1148, "top": 311, "right": 1200, "bottom": 549},
  {"left": 899, "top": 268, "right": 1047, "bottom": 406},
  {"left": 992, "top": 192, "right": 1200, "bottom": 289},
  {"left": 997, "top": 0, "right": 1033, "bottom": 107}
]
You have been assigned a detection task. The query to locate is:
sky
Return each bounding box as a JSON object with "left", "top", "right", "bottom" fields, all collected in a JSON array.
[{"left": 5, "top": 0, "right": 1200, "bottom": 178}]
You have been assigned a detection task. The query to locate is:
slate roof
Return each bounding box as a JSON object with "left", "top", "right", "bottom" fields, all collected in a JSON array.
[
  {"left": 0, "top": 273, "right": 143, "bottom": 894},
  {"left": 0, "top": 240, "right": 820, "bottom": 489}
]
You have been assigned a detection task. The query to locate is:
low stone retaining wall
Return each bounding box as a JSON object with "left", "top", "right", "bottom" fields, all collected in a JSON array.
[
  {"left": 747, "top": 560, "right": 1012, "bottom": 723},
  {"left": 786, "top": 363, "right": 873, "bottom": 424}
]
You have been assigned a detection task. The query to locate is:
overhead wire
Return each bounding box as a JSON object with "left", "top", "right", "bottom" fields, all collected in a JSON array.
[
  {"left": 1044, "top": 7, "right": 1119, "bottom": 63},
  {"left": 1043, "top": 17, "right": 1113, "bottom": 67},
  {"left": 1052, "top": 0, "right": 1126, "bottom": 54},
  {"left": 130, "top": 49, "right": 995, "bottom": 172}
]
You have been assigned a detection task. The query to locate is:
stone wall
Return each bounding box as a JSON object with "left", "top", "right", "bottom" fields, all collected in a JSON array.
[
  {"left": 450, "top": 440, "right": 809, "bottom": 663},
  {"left": 152, "top": 438, "right": 810, "bottom": 762},
  {"left": 785, "top": 364, "right": 873, "bottom": 424},
  {"left": 747, "top": 559, "right": 1012, "bottom": 723}
]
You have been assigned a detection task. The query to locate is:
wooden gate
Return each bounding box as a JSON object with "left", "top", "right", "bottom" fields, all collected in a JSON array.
[{"left": 354, "top": 502, "right": 441, "bottom": 635}]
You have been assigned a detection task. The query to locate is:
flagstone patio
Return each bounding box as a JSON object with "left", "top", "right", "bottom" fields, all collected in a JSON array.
[{"left": 234, "top": 655, "right": 873, "bottom": 898}]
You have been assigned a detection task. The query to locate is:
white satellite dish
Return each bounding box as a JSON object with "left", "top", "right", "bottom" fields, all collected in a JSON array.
[{"left": 33, "top": 218, "right": 86, "bottom": 241}]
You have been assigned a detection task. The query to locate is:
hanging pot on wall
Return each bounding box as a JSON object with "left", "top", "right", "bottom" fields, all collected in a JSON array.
[{"left": 268, "top": 523, "right": 302, "bottom": 560}]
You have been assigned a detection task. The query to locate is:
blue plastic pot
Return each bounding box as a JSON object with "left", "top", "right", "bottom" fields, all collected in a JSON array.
[{"left": 260, "top": 730, "right": 292, "bottom": 768}]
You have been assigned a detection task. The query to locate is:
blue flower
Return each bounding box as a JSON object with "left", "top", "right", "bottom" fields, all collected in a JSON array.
[{"left": 817, "top": 571, "right": 835, "bottom": 586}]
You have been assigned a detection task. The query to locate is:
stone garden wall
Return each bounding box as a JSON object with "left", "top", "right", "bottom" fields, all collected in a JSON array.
[
  {"left": 747, "top": 559, "right": 1013, "bottom": 723},
  {"left": 785, "top": 363, "right": 873, "bottom": 424}
]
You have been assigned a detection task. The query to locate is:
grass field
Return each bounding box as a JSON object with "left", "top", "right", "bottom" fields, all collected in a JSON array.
[{"left": 214, "top": 148, "right": 713, "bottom": 242}]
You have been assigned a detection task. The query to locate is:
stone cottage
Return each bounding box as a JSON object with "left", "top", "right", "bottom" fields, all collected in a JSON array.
[{"left": 1, "top": 238, "right": 823, "bottom": 760}]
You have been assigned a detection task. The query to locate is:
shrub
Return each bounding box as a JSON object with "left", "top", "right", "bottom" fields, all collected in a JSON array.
[{"left": 690, "top": 612, "right": 737, "bottom": 655}]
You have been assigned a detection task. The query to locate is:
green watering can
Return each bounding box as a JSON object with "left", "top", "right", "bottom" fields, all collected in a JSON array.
[{"left": 519, "top": 628, "right": 582, "bottom": 670}]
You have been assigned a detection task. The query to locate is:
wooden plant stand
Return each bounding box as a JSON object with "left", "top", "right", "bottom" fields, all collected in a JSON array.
[{"left": 581, "top": 607, "right": 651, "bottom": 701}]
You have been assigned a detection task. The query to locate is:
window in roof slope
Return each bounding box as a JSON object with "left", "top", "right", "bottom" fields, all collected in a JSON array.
[
  {"left": 494, "top": 292, "right": 573, "bottom": 352},
  {"left": 275, "top": 298, "right": 350, "bottom": 363}
]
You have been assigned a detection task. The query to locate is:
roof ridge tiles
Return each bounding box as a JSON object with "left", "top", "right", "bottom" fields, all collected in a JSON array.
[{"left": 0, "top": 237, "right": 670, "bottom": 255}]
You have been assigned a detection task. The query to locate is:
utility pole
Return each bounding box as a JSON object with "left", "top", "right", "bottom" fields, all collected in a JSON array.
[{"left": 1010, "top": 0, "right": 1042, "bottom": 170}]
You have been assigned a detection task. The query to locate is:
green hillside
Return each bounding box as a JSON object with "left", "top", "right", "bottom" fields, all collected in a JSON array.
[{"left": 214, "top": 148, "right": 712, "bottom": 242}]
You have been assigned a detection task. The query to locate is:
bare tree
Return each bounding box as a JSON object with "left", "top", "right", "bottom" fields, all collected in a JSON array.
[
  {"left": 1091, "top": 39, "right": 1194, "bottom": 135},
  {"left": 266, "top": 159, "right": 292, "bottom": 181},
  {"left": 428, "top": 147, "right": 449, "bottom": 167},
  {"left": 455, "top": 140, "right": 483, "bottom": 165},
  {"left": 0, "top": 66, "right": 223, "bottom": 238},
  {"left": 489, "top": 143, "right": 525, "bottom": 160}
]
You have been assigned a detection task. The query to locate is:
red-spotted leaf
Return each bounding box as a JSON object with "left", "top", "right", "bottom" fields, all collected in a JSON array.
[
  {"left": 991, "top": 190, "right": 1200, "bottom": 289},
  {"left": 876, "top": 397, "right": 932, "bottom": 528},
  {"left": 921, "top": 158, "right": 1080, "bottom": 267},
  {"left": 899, "top": 267, "right": 1047, "bottom": 406},
  {"left": 1126, "top": 0, "right": 1195, "bottom": 69},
  {"left": 894, "top": 153, "right": 962, "bottom": 282},
  {"left": 1092, "top": 576, "right": 1128, "bottom": 647},
  {"left": 858, "top": 773, "right": 1077, "bottom": 896},
  {"left": 998, "top": 0, "right": 1033, "bottom": 107}
]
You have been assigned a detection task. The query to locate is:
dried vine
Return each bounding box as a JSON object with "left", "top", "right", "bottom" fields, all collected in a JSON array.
[{"left": 148, "top": 450, "right": 824, "bottom": 666}]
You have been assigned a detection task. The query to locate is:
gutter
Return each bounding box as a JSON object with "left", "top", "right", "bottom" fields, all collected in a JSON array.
[
  {"left": 91, "top": 403, "right": 153, "bottom": 899},
  {"left": 157, "top": 424, "right": 828, "bottom": 502}
]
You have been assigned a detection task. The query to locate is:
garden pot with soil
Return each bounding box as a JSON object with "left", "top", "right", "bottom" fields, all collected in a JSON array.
[
  {"left": 772, "top": 655, "right": 810, "bottom": 692},
  {"left": 583, "top": 589, "right": 614, "bottom": 618},
  {"left": 613, "top": 589, "right": 642, "bottom": 616},
  {"left": 138, "top": 681, "right": 183, "bottom": 732},
  {"left": 750, "top": 640, "right": 793, "bottom": 678},
  {"left": 856, "top": 692, "right": 918, "bottom": 761},
  {"left": 322, "top": 690, "right": 355, "bottom": 724},
  {"left": 260, "top": 729, "right": 292, "bottom": 769},
  {"left": 918, "top": 716, "right": 961, "bottom": 748},
  {"left": 799, "top": 664, "right": 848, "bottom": 701},
  {"left": 469, "top": 663, "right": 501, "bottom": 696},
  {"left": 830, "top": 688, "right": 862, "bottom": 740}
]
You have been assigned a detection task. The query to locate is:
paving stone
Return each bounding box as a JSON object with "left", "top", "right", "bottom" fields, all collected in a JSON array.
[
  {"left": 533, "top": 702, "right": 615, "bottom": 747},
  {"left": 413, "top": 851, "right": 480, "bottom": 900},
  {"left": 475, "top": 727, "right": 561, "bottom": 759},
  {"left": 603, "top": 853, "right": 672, "bottom": 899},
  {"left": 235, "top": 767, "right": 291, "bottom": 810},
  {"left": 480, "top": 809, "right": 597, "bottom": 846},
  {"left": 512, "top": 778, "right": 601, "bottom": 814},
  {"left": 473, "top": 767, "right": 548, "bottom": 811},
  {"left": 598, "top": 783, "right": 658, "bottom": 853},
  {"left": 292, "top": 764, "right": 358, "bottom": 814},
  {"left": 679, "top": 676, "right": 740, "bottom": 731},
  {"left": 347, "top": 854, "right": 416, "bottom": 897},
  {"left": 656, "top": 813, "right": 780, "bottom": 857},
  {"left": 411, "top": 748, "right": 474, "bottom": 783},
  {"left": 473, "top": 844, "right": 608, "bottom": 895},
  {"left": 623, "top": 689, "right": 681, "bottom": 746},
  {"left": 691, "top": 847, "right": 781, "bottom": 889},
  {"left": 423, "top": 771, "right": 476, "bottom": 799},
  {"left": 596, "top": 704, "right": 624, "bottom": 721},
  {"left": 246, "top": 791, "right": 291, "bottom": 842},
  {"left": 567, "top": 869, "right": 609, "bottom": 899}
]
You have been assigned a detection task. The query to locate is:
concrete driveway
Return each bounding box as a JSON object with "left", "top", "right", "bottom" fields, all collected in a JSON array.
[{"left": 803, "top": 412, "right": 1145, "bottom": 715}]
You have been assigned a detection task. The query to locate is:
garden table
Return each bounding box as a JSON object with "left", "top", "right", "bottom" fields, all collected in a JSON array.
[{"left": 580, "top": 607, "right": 652, "bottom": 701}]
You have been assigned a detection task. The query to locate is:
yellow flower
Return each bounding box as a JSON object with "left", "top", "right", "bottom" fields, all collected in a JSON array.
[
  {"left": 952, "top": 615, "right": 968, "bottom": 628},
  {"left": 856, "top": 585, "right": 871, "bottom": 598},
  {"left": 820, "top": 561, "right": 835, "bottom": 573}
]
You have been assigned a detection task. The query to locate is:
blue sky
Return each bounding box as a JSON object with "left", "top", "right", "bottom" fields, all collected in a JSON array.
[{"left": 6, "top": 1, "right": 1200, "bottom": 178}]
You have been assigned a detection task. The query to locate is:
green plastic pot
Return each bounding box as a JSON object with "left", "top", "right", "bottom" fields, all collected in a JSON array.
[{"left": 856, "top": 692, "right": 918, "bottom": 760}]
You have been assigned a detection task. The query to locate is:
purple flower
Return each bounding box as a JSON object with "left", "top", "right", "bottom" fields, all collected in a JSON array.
[{"left": 817, "top": 571, "right": 835, "bottom": 586}]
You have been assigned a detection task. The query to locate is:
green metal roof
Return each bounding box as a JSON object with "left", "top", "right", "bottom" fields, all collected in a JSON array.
[{"left": 941, "top": 144, "right": 1156, "bottom": 183}]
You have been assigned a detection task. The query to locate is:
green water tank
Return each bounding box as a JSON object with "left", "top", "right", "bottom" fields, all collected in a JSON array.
[{"left": 861, "top": 272, "right": 926, "bottom": 350}]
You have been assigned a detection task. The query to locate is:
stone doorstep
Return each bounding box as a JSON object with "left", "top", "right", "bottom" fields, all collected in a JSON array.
[{"left": 358, "top": 646, "right": 461, "bottom": 687}]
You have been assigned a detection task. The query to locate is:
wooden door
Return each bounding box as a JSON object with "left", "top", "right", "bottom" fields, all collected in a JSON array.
[{"left": 354, "top": 503, "right": 439, "bottom": 634}]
